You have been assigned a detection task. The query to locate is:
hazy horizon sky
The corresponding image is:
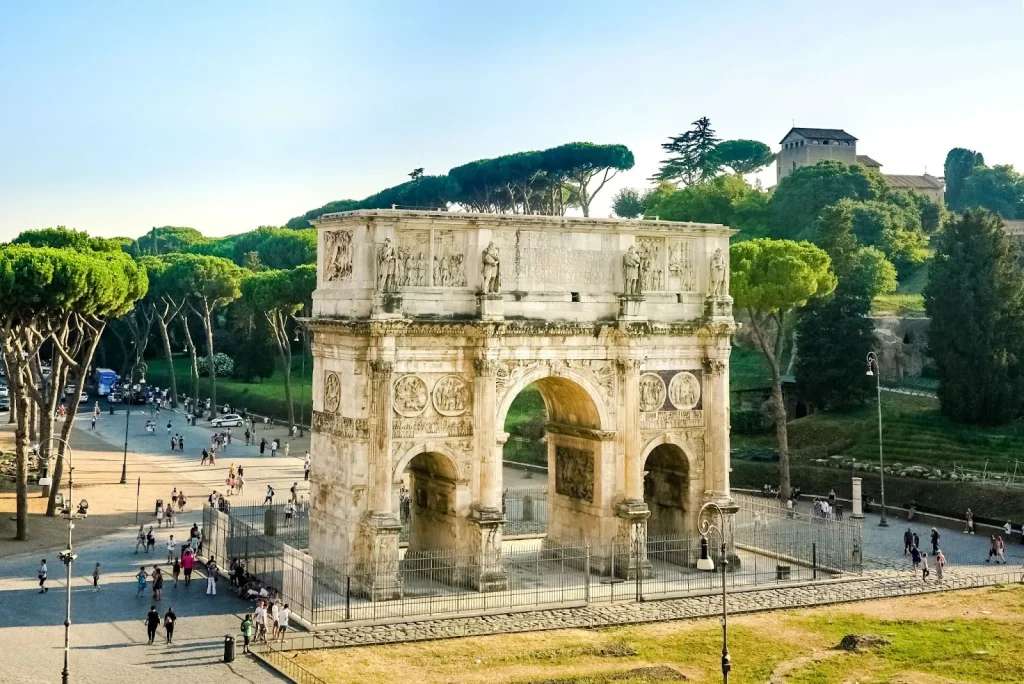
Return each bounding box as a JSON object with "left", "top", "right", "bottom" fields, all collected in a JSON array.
[{"left": 2, "top": 1, "right": 1022, "bottom": 241}]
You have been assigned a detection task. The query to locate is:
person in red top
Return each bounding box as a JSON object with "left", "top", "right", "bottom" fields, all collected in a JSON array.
[{"left": 181, "top": 548, "right": 195, "bottom": 586}]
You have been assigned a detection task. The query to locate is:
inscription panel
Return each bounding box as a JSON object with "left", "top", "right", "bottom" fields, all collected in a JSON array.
[
  {"left": 640, "top": 410, "right": 704, "bottom": 430},
  {"left": 518, "top": 231, "right": 616, "bottom": 291},
  {"left": 312, "top": 410, "right": 369, "bottom": 439},
  {"left": 392, "top": 416, "right": 474, "bottom": 438}
]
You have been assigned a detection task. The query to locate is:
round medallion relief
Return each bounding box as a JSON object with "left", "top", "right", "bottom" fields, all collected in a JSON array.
[
  {"left": 432, "top": 375, "right": 469, "bottom": 416},
  {"left": 323, "top": 372, "right": 341, "bottom": 413},
  {"left": 638, "top": 373, "right": 667, "bottom": 412},
  {"left": 393, "top": 375, "right": 429, "bottom": 417},
  {"left": 668, "top": 371, "right": 701, "bottom": 410}
]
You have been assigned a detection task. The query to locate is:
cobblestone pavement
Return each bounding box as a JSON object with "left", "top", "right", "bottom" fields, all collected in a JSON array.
[{"left": 289, "top": 567, "right": 1021, "bottom": 650}]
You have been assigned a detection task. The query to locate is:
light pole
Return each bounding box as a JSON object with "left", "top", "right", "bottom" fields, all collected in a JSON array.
[
  {"left": 293, "top": 322, "right": 308, "bottom": 435},
  {"left": 120, "top": 362, "right": 147, "bottom": 485},
  {"left": 865, "top": 352, "right": 888, "bottom": 527},
  {"left": 50, "top": 437, "right": 87, "bottom": 684},
  {"left": 697, "top": 501, "right": 732, "bottom": 683}
]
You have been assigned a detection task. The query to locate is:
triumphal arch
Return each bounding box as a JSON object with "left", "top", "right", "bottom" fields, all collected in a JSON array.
[{"left": 307, "top": 209, "right": 736, "bottom": 596}]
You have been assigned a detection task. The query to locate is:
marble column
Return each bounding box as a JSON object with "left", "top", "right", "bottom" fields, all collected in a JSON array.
[
  {"left": 368, "top": 360, "right": 396, "bottom": 515},
  {"left": 468, "top": 356, "right": 506, "bottom": 591},
  {"left": 614, "top": 356, "right": 651, "bottom": 579},
  {"left": 702, "top": 356, "right": 731, "bottom": 502}
]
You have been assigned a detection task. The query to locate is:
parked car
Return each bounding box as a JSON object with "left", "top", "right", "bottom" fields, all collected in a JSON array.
[
  {"left": 64, "top": 384, "right": 77, "bottom": 397},
  {"left": 0, "top": 395, "right": 9, "bottom": 411},
  {"left": 210, "top": 413, "right": 243, "bottom": 428},
  {"left": 78, "top": 392, "right": 88, "bottom": 404}
]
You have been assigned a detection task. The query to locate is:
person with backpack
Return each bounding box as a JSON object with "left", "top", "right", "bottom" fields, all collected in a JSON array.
[
  {"left": 163, "top": 606, "right": 177, "bottom": 644},
  {"left": 37, "top": 559, "right": 48, "bottom": 594},
  {"left": 205, "top": 556, "right": 219, "bottom": 596},
  {"left": 145, "top": 606, "right": 160, "bottom": 644},
  {"left": 240, "top": 614, "right": 255, "bottom": 654},
  {"left": 910, "top": 545, "right": 922, "bottom": 572}
]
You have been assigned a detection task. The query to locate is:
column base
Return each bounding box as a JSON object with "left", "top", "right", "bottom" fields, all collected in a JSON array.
[
  {"left": 371, "top": 293, "right": 404, "bottom": 319},
  {"left": 704, "top": 295, "right": 733, "bottom": 321},
  {"left": 610, "top": 500, "right": 653, "bottom": 579},
  {"left": 354, "top": 513, "right": 402, "bottom": 600},
  {"left": 477, "top": 293, "right": 505, "bottom": 321},
  {"left": 618, "top": 295, "right": 646, "bottom": 321},
  {"left": 466, "top": 506, "right": 508, "bottom": 591}
]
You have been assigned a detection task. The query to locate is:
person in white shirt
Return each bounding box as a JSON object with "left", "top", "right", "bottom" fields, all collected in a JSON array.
[
  {"left": 253, "top": 601, "right": 268, "bottom": 642},
  {"left": 277, "top": 604, "right": 291, "bottom": 640},
  {"left": 270, "top": 600, "right": 281, "bottom": 636},
  {"left": 166, "top": 535, "right": 176, "bottom": 563}
]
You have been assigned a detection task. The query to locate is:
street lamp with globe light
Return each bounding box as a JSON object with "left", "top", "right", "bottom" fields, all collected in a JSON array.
[
  {"left": 865, "top": 352, "right": 888, "bottom": 527},
  {"left": 697, "top": 501, "right": 736, "bottom": 683},
  {"left": 120, "top": 362, "right": 147, "bottom": 484}
]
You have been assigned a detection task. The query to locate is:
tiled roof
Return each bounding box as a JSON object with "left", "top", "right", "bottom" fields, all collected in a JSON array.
[
  {"left": 780, "top": 127, "right": 857, "bottom": 143},
  {"left": 883, "top": 174, "right": 944, "bottom": 190},
  {"left": 856, "top": 155, "right": 883, "bottom": 167}
]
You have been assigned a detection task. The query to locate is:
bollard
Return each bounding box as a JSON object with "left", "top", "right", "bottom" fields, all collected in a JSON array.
[
  {"left": 223, "top": 635, "right": 235, "bottom": 663},
  {"left": 851, "top": 477, "right": 864, "bottom": 519}
]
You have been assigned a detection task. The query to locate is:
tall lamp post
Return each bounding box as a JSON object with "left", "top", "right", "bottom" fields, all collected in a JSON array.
[
  {"left": 120, "top": 362, "right": 147, "bottom": 485},
  {"left": 49, "top": 437, "right": 88, "bottom": 684},
  {"left": 293, "top": 322, "right": 308, "bottom": 435},
  {"left": 865, "top": 352, "right": 888, "bottom": 527},
  {"left": 697, "top": 501, "right": 732, "bottom": 683}
]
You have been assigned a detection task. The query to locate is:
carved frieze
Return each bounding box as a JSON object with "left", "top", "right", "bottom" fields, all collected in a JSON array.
[
  {"left": 312, "top": 410, "right": 369, "bottom": 439},
  {"left": 667, "top": 371, "right": 701, "bottom": 410},
  {"left": 393, "top": 375, "right": 429, "bottom": 417},
  {"left": 323, "top": 230, "right": 353, "bottom": 282},
  {"left": 396, "top": 230, "right": 429, "bottom": 287},
  {"left": 638, "top": 373, "right": 667, "bottom": 412},
  {"left": 667, "top": 239, "right": 695, "bottom": 292},
  {"left": 392, "top": 416, "right": 474, "bottom": 438},
  {"left": 431, "top": 375, "right": 470, "bottom": 416},
  {"left": 433, "top": 230, "right": 467, "bottom": 287},
  {"left": 640, "top": 410, "right": 704, "bottom": 431},
  {"left": 323, "top": 371, "right": 341, "bottom": 413},
  {"left": 637, "top": 237, "right": 665, "bottom": 292},
  {"left": 554, "top": 445, "right": 594, "bottom": 502}
]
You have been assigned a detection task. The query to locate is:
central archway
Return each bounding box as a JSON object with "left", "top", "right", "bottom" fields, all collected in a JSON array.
[{"left": 499, "top": 371, "right": 615, "bottom": 549}]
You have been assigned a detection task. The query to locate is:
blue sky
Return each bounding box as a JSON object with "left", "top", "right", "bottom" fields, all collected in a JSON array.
[{"left": 1, "top": 1, "right": 1022, "bottom": 239}]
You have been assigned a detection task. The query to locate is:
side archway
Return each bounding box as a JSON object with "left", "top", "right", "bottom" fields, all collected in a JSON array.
[
  {"left": 394, "top": 449, "right": 462, "bottom": 555},
  {"left": 640, "top": 438, "right": 697, "bottom": 539}
]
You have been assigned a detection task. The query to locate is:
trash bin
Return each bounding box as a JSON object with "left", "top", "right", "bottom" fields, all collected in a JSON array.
[
  {"left": 776, "top": 565, "right": 791, "bottom": 580},
  {"left": 223, "top": 635, "right": 235, "bottom": 663}
]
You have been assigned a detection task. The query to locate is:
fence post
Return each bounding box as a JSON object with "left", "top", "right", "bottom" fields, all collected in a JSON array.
[
  {"left": 812, "top": 542, "right": 817, "bottom": 580},
  {"left": 345, "top": 575, "right": 351, "bottom": 621},
  {"left": 584, "top": 544, "right": 591, "bottom": 604}
]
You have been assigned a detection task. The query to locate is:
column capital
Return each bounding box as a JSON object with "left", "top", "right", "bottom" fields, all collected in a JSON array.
[
  {"left": 474, "top": 357, "right": 501, "bottom": 377},
  {"left": 616, "top": 357, "right": 644, "bottom": 373},
  {"left": 369, "top": 359, "right": 394, "bottom": 375},
  {"left": 702, "top": 356, "right": 726, "bottom": 376}
]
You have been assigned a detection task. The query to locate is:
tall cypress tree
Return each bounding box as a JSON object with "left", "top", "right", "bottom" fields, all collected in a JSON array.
[{"left": 925, "top": 210, "right": 1024, "bottom": 424}]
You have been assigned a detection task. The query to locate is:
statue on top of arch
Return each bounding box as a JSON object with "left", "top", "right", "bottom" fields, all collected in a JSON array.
[{"left": 480, "top": 241, "right": 501, "bottom": 294}]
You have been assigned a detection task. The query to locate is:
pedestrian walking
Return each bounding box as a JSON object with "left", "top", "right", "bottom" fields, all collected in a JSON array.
[
  {"left": 240, "top": 614, "right": 255, "bottom": 653},
  {"left": 166, "top": 420, "right": 172, "bottom": 436},
  {"left": 935, "top": 549, "right": 946, "bottom": 581},
  {"left": 912, "top": 531, "right": 920, "bottom": 551},
  {"left": 264, "top": 485, "right": 275, "bottom": 506},
  {"left": 177, "top": 435, "right": 184, "bottom": 452},
  {"left": 155, "top": 505, "right": 164, "bottom": 527},
  {"left": 270, "top": 439, "right": 278, "bottom": 458},
  {"left": 987, "top": 535, "right": 1001, "bottom": 563},
  {"left": 178, "top": 492, "right": 187, "bottom": 512},
  {"left": 910, "top": 545, "right": 922, "bottom": 571},
  {"left": 90, "top": 415, "right": 97, "bottom": 431},
  {"left": 136, "top": 566, "right": 149, "bottom": 597},
  {"left": 163, "top": 607, "right": 176, "bottom": 644},
  {"left": 165, "top": 505, "right": 175, "bottom": 528},
  {"left": 153, "top": 566, "right": 164, "bottom": 601},
  {"left": 201, "top": 448, "right": 209, "bottom": 466},
  {"left": 146, "top": 526, "right": 156, "bottom": 553},
  {"left": 921, "top": 552, "right": 930, "bottom": 581},
  {"left": 304, "top": 451, "right": 311, "bottom": 481},
  {"left": 254, "top": 600, "right": 268, "bottom": 643},
  {"left": 270, "top": 600, "right": 280, "bottom": 637},
  {"left": 903, "top": 528, "right": 913, "bottom": 556},
  {"left": 171, "top": 487, "right": 178, "bottom": 507},
  {"left": 182, "top": 549, "right": 194, "bottom": 586},
  {"left": 996, "top": 535, "right": 1007, "bottom": 564},
  {"left": 284, "top": 441, "right": 290, "bottom": 459},
  {"left": 145, "top": 606, "right": 160, "bottom": 644},
  {"left": 930, "top": 527, "right": 940, "bottom": 555},
  {"left": 259, "top": 438, "right": 267, "bottom": 455},
  {"left": 172, "top": 556, "right": 181, "bottom": 587},
  {"left": 166, "top": 536, "right": 176, "bottom": 563},
  {"left": 236, "top": 472, "right": 245, "bottom": 494},
  {"left": 205, "top": 556, "right": 218, "bottom": 595},
  {"left": 37, "top": 559, "right": 48, "bottom": 593},
  {"left": 92, "top": 562, "right": 101, "bottom": 591},
  {"left": 277, "top": 604, "right": 291, "bottom": 641},
  {"left": 290, "top": 481, "right": 298, "bottom": 504},
  {"left": 135, "top": 524, "right": 147, "bottom": 553}
]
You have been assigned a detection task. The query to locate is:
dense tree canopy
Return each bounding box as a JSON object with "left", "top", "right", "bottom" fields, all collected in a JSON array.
[
  {"left": 709, "top": 139, "right": 774, "bottom": 175},
  {"left": 731, "top": 238, "right": 836, "bottom": 499},
  {"left": 12, "top": 226, "right": 125, "bottom": 253},
  {"left": 652, "top": 117, "right": 721, "bottom": 185},
  {"left": 943, "top": 147, "right": 986, "bottom": 211},
  {"left": 959, "top": 165, "right": 1024, "bottom": 220},
  {"left": 645, "top": 175, "right": 771, "bottom": 236},
  {"left": 925, "top": 210, "right": 1024, "bottom": 424},
  {"left": 611, "top": 188, "right": 647, "bottom": 218},
  {"left": 129, "top": 226, "right": 211, "bottom": 256},
  {"left": 769, "top": 161, "right": 886, "bottom": 239}
]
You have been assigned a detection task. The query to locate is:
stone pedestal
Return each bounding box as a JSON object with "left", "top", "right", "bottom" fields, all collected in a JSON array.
[
  {"left": 704, "top": 295, "right": 733, "bottom": 322},
  {"left": 610, "top": 500, "right": 653, "bottom": 579},
  {"left": 851, "top": 477, "right": 864, "bottom": 519},
  {"left": 466, "top": 506, "right": 508, "bottom": 591},
  {"left": 371, "top": 293, "right": 404, "bottom": 319},
  {"left": 618, "top": 295, "right": 645, "bottom": 321},
  {"left": 354, "top": 513, "right": 402, "bottom": 600},
  {"left": 477, "top": 293, "right": 504, "bottom": 321}
]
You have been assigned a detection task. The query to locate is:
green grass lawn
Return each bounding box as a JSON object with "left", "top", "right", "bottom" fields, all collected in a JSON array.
[
  {"left": 144, "top": 354, "right": 312, "bottom": 422},
  {"left": 871, "top": 292, "right": 927, "bottom": 317},
  {"left": 293, "top": 586, "right": 1024, "bottom": 684}
]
